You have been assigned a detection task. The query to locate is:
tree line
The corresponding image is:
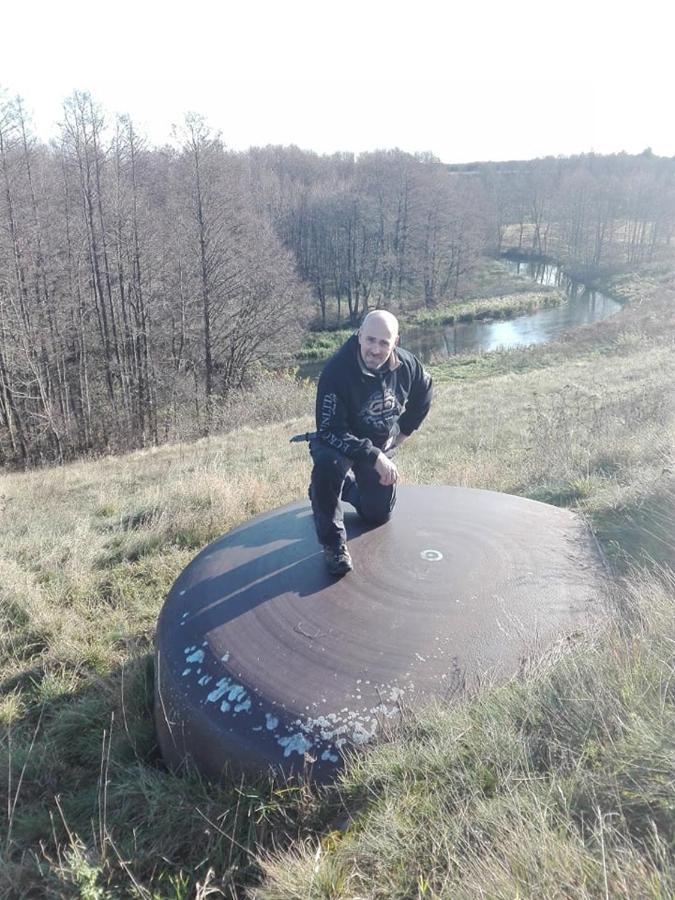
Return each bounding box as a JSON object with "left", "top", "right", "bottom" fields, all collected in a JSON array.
[
  {"left": 1, "top": 90, "right": 673, "bottom": 467},
  {"left": 249, "top": 145, "right": 674, "bottom": 325},
  {"left": 0, "top": 94, "right": 307, "bottom": 466}
]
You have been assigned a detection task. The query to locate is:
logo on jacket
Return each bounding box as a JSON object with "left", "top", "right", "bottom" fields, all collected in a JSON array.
[
  {"left": 360, "top": 390, "right": 399, "bottom": 432},
  {"left": 320, "top": 393, "right": 337, "bottom": 430}
]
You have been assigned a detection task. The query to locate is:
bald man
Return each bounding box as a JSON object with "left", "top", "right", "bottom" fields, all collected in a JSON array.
[{"left": 309, "top": 310, "right": 433, "bottom": 575}]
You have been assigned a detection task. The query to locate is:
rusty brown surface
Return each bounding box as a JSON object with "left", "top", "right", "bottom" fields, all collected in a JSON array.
[{"left": 154, "top": 486, "right": 608, "bottom": 783}]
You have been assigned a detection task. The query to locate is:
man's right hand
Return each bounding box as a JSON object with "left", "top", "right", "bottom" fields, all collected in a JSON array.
[{"left": 375, "top": 451, "right": 398, "bottom": 486}]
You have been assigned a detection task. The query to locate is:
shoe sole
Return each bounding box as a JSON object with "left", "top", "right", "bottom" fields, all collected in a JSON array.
[
  {"left": 324, "top": 555, "right": 353, "bottom": 577},
  {"left": 326, "top": 564, "right": 353, "bottom": 577}
]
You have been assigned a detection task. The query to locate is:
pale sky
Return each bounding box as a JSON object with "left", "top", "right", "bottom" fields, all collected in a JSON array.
[{"left": 3, "top": 0, "right": 673, "bottom": 163}]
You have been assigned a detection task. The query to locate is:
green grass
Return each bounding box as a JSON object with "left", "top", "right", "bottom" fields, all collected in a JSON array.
[
  {"left": 0, "top": 260, "right": 673, "bottom": 896},
  {"left": 297, "top": 290, "right": 567, "bottom": 364},
  {"left": 296, "top": 257, "right": 569, "bottom": 364},
  {"left": 297, "top": 329, "right": 354, "bottom": 361},
  {"left": 403, "top": 288, "right": 567, "bottom": 328},
  {"left": 260, "top": 571, "right": 675, "bottom": 898}
]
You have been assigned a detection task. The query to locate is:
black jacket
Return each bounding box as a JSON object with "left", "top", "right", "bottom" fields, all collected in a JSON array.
[{"left": 315, "top": 334, "right": 433, "bottom": 464}]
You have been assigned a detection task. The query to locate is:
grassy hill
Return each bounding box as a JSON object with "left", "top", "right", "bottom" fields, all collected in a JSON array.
[{"left": 0, "top": 265, "right": 673, "bottom": 898}]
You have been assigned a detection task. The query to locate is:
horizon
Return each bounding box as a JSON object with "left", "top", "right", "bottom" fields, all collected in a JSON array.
[
  {"left": 3, "top": 87, "right": 671, "bottom": 167},
  {"left": 2, "top": 0, "right": 673, "bottom": 165}
]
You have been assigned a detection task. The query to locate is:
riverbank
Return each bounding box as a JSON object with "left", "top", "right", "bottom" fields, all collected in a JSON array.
[
  {"left": 296, "top": 254, "right": 620, "bottom": 364},
  {"left": 0, "top": 265, "right": 673, "bottom": 896},
  {"left": 297, "top": 288, "right": 568, "bottom": 362},
  {"left": 405, "top": 288, "right": 567, "bottom": 326}
]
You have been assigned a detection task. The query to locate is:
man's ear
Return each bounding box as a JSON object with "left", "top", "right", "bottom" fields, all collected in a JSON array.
[{"left": 395, "top": 334, "right": 401, "bottom": 347}]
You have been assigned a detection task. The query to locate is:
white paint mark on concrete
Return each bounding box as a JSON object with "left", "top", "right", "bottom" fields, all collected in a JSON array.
[
  {"left": 278, "top": 732, "right": 313, "bottom": 758},
  {"left": 421, "top": 549, "right": 443, "bottom": 561},
  {"left": 227, "top": 684, "right": 246, "bottom": 703},
  {"left": 207, "top": 679, "right": 230, "bottom": 703},
  {"left": 352, "top": 721, "right": 377, "bottom": 745}
]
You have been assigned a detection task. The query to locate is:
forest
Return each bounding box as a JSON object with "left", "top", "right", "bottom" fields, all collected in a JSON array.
[
  {"left": 1, "top": 88, "right": 674, "bottom": 898},
  {"left": 1, "top": 91, "right": 673, "bottom": 467}
]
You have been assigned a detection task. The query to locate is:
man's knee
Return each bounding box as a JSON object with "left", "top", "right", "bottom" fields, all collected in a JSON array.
[
  {"left": 310, "top": 443, "right": 352, "bottom": 486},
  {"left": 359, "top": 506, "right": 393, "bottom": 527},
  {"left": 357, "top": 486, "right": 396, "bottom": 526}
]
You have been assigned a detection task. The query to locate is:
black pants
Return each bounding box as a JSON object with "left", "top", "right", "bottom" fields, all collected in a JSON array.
[{"left": 309, "top": 441, "right": 397, "bottom": 549}]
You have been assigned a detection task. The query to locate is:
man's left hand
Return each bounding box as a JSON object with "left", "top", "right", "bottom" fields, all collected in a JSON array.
[{"left": 375, "top": 452, "right": 398, "bottom": 486}]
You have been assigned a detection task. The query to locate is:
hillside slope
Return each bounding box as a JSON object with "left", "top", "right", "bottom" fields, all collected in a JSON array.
[{"left": 0, "top": 267, "right": 673, "bottom": 898}]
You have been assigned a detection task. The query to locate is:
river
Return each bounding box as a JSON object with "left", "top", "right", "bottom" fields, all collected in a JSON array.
[
  {"left": 299, "top": 258, "right": 622, "bottom": 377},
  {"left": 401, "top": 257, "right": 621, "bottom": 361}
]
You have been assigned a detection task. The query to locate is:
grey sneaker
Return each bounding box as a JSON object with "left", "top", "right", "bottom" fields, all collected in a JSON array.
[{"left": 323, "top": 543, "right": 353, "bottom": 576}]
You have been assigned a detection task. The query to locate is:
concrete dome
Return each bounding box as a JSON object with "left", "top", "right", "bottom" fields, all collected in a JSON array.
[{"left": 154, "top": 486, "right": 606, "bottom": 782}]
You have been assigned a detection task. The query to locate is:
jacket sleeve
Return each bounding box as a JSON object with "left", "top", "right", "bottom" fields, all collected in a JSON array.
[
  {"left": 398, "top": 359, "right": 433, "bottom": 436},
  {"left": 315, "top": 369, "right": 381, "bottom": 464}
]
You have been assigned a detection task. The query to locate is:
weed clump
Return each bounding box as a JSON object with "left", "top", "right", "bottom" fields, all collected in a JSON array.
[{"left": 259, "top": 571, "right": 675, "bottom": 899}]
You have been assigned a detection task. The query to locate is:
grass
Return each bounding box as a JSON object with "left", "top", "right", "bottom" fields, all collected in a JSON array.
[
  {"left": 296, "top": 257, "right": 568, "bottom": 363},
  {"left": 0, "top": 259, "right": 673, "bottom": 896},
  {"left": 403, "top": 289, "right": 567, "bottom": 328},
  {"left": 259, "top": 570, "right": 675, "bottom": 899},
  {"left": 297, "top": 330, "right": 355, "bottom": 361},
  {"left": 296, "top": 290, "right": 566, "bottom": 364}
]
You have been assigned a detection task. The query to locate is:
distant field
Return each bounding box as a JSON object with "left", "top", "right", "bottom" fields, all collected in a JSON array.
[{"left": 0, "top": 264, "right": 673, "bottom": 897}]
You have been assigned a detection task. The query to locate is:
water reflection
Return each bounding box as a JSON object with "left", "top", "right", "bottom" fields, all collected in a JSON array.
[
  {"left": 401, "top": 259, "right": 621, "bottom": 361},
  {"left": 298, "top": 260, "right": 622, "bottom": 377}
]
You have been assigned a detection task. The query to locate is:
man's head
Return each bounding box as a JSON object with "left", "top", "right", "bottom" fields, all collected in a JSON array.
[{"left": 357, "top": 310, "right": 400, "bottom": 371}]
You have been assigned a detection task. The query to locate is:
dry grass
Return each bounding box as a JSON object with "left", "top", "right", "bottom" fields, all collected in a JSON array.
[
  {"left": 0, "top": 262, "right": 673, "bottom": 897},
  {"left": 257, "top": 570, "right": 675, "bottom": 899}
]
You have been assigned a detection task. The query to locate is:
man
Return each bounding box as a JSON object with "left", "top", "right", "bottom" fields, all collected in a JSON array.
[{"left": 309, "top": 309, "right": 433, "bottom": 576}]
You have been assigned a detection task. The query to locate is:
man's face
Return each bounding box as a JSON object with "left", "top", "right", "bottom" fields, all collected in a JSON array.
[{"left": 358, "top": 317, "right": 399, "bottom": 371}]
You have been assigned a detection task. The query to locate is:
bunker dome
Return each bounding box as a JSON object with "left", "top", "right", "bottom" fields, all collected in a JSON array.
[{"left": 154, "top": 485, "right": 606, "bottom": 783}]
